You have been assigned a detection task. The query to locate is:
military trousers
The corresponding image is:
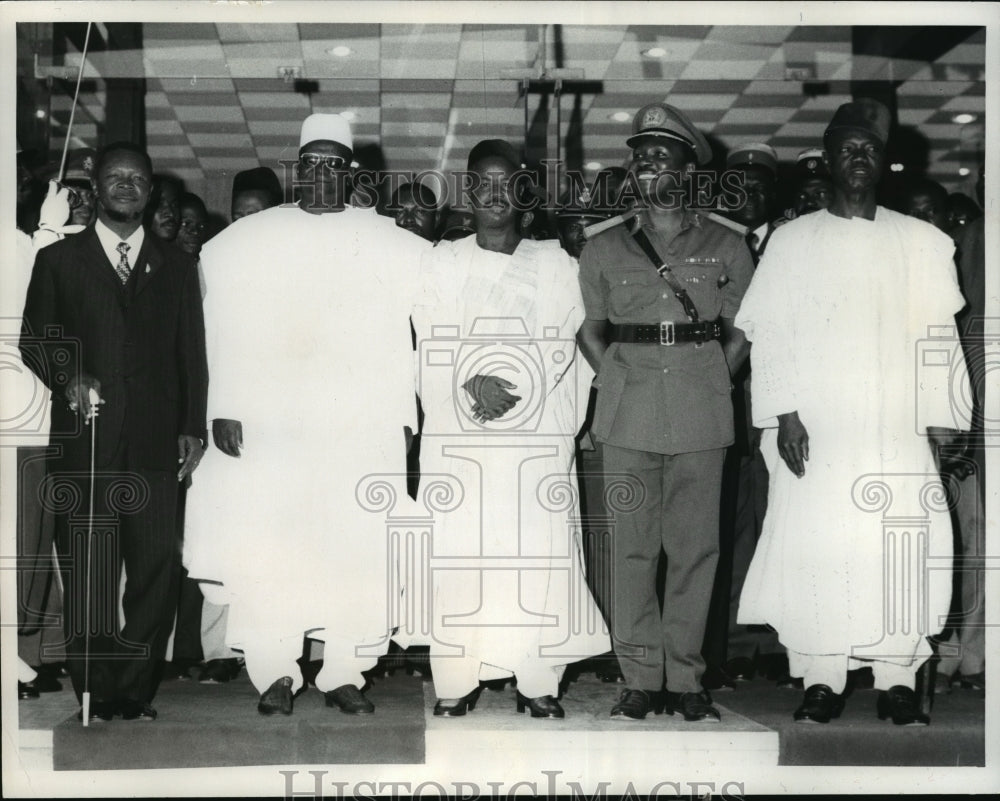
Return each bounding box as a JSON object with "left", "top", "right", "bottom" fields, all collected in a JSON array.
[{"left": 602, "top": 443, "right": 725, "bottom": 693}]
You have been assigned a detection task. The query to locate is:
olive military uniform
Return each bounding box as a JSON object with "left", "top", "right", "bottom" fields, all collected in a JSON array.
[{"left": 578, "top": 209, "right": 754, "bottom": 693}]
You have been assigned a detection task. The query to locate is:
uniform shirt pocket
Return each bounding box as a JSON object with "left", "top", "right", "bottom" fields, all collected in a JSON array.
[{"left": 608, "top": 268, "right": 658, "bottom": 319}]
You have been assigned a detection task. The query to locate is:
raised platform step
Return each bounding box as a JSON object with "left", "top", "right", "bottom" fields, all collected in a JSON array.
[
  {"left": 51, "top": 672, "right": 425, "bottom": 771},
  {"left": 22, "top": 668, "right": 984, "bottom": 772},
  {"left": 425, "top": 676, "right": 779, "bottom": 773}
]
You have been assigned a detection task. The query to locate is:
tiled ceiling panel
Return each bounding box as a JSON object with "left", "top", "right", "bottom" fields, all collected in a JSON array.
[{"left": 32, "top": 22, "right": 985, "bottom": 211}]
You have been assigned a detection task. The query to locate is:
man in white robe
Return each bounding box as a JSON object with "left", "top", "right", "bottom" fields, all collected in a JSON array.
[
  {"left": 735, "top": 99, "right": 970, "bottom": 725},
  {"left": 412, "top": 140, "right": 609, "bottom": 718},
  {"left": 184, "top": 114, "right": 430, "bottom": 715}
]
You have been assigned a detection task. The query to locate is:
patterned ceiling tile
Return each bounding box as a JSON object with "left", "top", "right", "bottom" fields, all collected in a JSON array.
[
  {"left": 707, "top": 26, "right": 797, "bottom": 45},
  {"left": 237, "top": 92, "right": 312, "bottom": 109},
  {"left": 216, "top": 23, "right": 301, "bottom": 43},
  {"left": 297, "top": 23, "right": 381, "bottom": 41},
  {"left": 199, "top": 156, "right": 260, "bottom": 171},
  {"left": 29, "top": 21, "right": 988, "bottom": 205},
  {"left": 146, "top": 144, "right": 198, "bottom": 160},
  {"left": 143, "top": 43, "right": 228, "bottom": 62},
  {"left": 173, "top": 105, "right": 247, "bottom": 124},
  {"left": 144, "top": 23, "right": 220, "bottom": 41},
  {"left": 186, "top": 133, "right": 254, "bottom": 149},
  {"left": 717, "top": 106, "right": 800, "bottom": 126},
  {"left": 158, "top": 77, "right": 236, "bottom": 94},
  {"left": 182, "top": 121, "right": 247, "bottom": 134}
]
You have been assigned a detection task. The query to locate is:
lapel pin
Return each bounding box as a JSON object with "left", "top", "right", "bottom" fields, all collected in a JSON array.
[{"left": 145, "top": 264, "right": 151, "bottom": 273}]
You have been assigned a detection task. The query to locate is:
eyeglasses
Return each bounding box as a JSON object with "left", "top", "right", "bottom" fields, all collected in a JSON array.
[
  {"left": 299, "top": 153, "right": 348, "bottom": 170},
  {"left": 180, "top": 220, "right": 207, "bottom": 233}
]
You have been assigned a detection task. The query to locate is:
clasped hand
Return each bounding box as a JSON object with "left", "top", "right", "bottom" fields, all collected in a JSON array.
[{"left": 463, "top": 374, "right": 521, "bottom": 423}]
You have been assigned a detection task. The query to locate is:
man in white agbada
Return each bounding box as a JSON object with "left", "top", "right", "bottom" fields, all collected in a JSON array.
[
  {"left": 412, "top": 140, "right": 609, "bottom": 718},
  {"left": 735, "top": 99, "right": 970, "bottom": 726},
  {"left": 184, "top": 113, "right": 431, "bottom": 715}
]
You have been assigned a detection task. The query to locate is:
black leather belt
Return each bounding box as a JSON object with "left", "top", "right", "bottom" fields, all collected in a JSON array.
[{"left": 610, "top": 321, "right": 723, "bottom": 345}]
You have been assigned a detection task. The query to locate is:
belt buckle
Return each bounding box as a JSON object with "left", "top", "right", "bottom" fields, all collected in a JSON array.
[{"left": 659, "top": 321, "right": 675, "bottom": 346}]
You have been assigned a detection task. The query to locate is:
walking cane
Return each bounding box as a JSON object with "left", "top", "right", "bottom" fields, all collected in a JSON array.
[{"left": 81, "top": 387, "right": 99, "bottom": 727}]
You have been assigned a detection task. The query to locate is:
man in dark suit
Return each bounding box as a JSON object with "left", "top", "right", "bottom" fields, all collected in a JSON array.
[{"left": 19, "top": 141, "right": 208, "bottom": 722}]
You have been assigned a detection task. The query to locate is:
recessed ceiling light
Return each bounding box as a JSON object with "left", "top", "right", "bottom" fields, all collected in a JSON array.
[
  {"left": 641, "top": 47, "right": 668, "bottom": 58},
  {"left": 958, "top": 167, "right": 971, "bottom": 176},
  {"left": 952, "top": 113, "right": 976, "bottom": 125},
  {"left": 327, "top": 45, "right": 352, "bottom": 57},
  {"left": 585, "top": 161, "right": 603, "bottom": 171},
  {"left": 609, "top": 111, "right": 631, "bottom": 122},
  {"left": 340, "top": 110, "right": 357, "bottom": 122},
  {"left": 890, "top": 163, "right": 904, "bottom": 172}
]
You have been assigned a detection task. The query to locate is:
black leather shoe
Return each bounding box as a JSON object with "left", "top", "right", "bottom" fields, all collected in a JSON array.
[
  {"left": 723, "top": 657, "right": 756, "bottom": 682},
  {"left": 609, "top": 688, "right": 666, "bottom": 720},
  {"left": 324, "top": 683, "right": 374, "bottom": 715},
  {"left": 516, "top": 692, "right": 564, "bottom": 718},
  {"left": 18, "top": 681, "right": 39, "bottom": 701},
  {"left": 199, "top": 658, "right": 243, "bottom": 684},
  {"left": 481, "top": 678, "right": 510, "bottom": 692},
  {"left": 667, "top": 689, "right": 721, "bottom": 722},
  {"left": 25, "top": 670, "right": 63, "bottom": 693},
  {"left": 877, "top": 685, "right": 930, "bottom": 726},
  {"left": 433, "top": 686, "right": 482, "bottom": 717},
  {"left": 120, "top": 700, "right": 158, "bottom": 721},
  {"left": 76, "top": 700, "right": 116, "bottom": 722},
  {"left": 701, "top": 665, "right": 737, "bottom": 691},
  {"left": 793, "top": 684, "right": 845, "bottom": 723},
  {"left": 258, "top": 676, "right": 294, "bottom": 716},
  {"left": 952, "top": 670, "right": 985, "bottom": 691}
]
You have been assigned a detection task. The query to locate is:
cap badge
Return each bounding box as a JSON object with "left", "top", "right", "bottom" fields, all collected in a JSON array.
[
  {"left": 641, "top": 105, "right": 668, "bottom": 129},
  {"left": 82, "top": 156, "right": 94, "bottom": 171}
]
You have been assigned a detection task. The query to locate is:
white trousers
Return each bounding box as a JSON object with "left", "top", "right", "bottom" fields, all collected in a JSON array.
[
  {"left": 787, "top": 649, "right": 922, "bottom": 694},
  {"left": 430, "top": 652, "right": 565, "bottom": 699},
  {"left": 243, "top": 631, "right": 388, "bottom": 694},
  {"left": 201, "top": 601, "right": 242, "bottom": 662}
]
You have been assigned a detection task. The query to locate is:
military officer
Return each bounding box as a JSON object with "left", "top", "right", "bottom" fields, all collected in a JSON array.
[
  {"left": 554, "top": 185, "right": 612, "bottom": 260},
  {"left": 789, "top": 148, "right": 834, "bottom": 219},
  {"left": 577, "top": 102, "right": 754, "bottom": 722}
]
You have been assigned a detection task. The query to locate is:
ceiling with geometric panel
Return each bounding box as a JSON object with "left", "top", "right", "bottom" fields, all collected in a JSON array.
[{"left": 25, "top": 21, "right": 987, "bottom": 216}]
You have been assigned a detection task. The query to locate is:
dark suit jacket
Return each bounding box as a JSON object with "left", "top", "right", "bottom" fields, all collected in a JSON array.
[{"left": 19, "top": 225, "right": 208, "bottom": 472}]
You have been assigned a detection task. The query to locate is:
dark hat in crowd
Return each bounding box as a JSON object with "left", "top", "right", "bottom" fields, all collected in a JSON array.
[
  {"left": 726, "top": 142, "right": 778, "bottom": 177},
  {"left": 626, "top": 102, "right": 712, "bottom": 165},
  {"left": 232, "top": 166, "right": 282, "bottom": 202},
  {"left": 823, "top": 98, "right": 891, "bottom": 147},
  {"left": 795, "top": 148, "right": 831, "bottom": 181},
  {"left": 35, "top": 147, "right": 97, "bottom": 183},
  {"left": 467, "top": 139, "right": 524, "bottom": 171},
  {"left": 63, "top": 148, "right": 97, "bottom": 182}
]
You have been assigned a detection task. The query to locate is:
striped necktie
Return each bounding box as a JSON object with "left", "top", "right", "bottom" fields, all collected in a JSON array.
[{"left": 115, "top": 242, "right": 131, "bottom": 284}]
